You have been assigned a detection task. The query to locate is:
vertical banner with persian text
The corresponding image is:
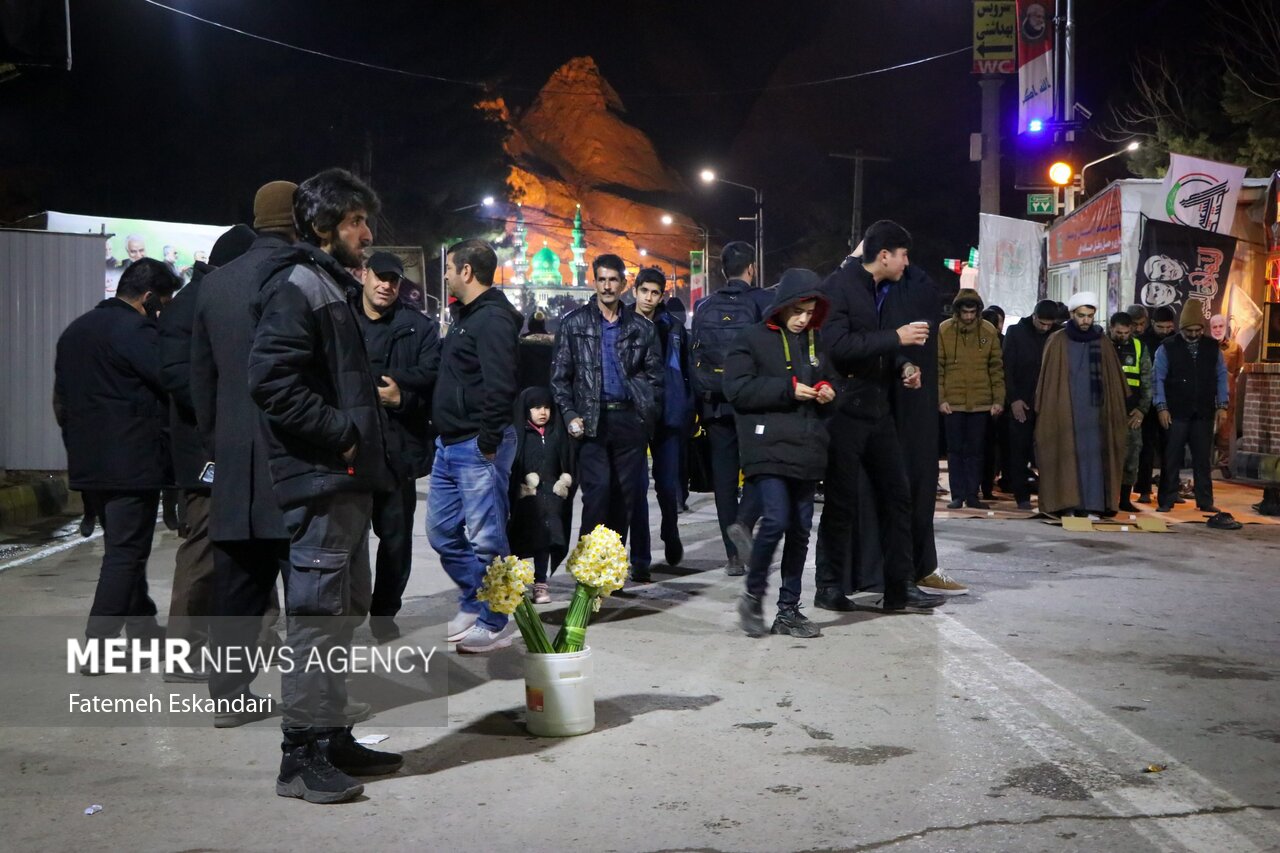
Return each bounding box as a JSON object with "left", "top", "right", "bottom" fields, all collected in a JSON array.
[
  {"left": 978, "top": 213, "right": 1044, "bottom": 318},
  {"left": 1134, "top": 218, "right": 1237, "bottom": 323},
  {"left": 973, "top": 1, "right": 1016, "bottom": 74},
  {"left": 1015, "top": 0, "right": 1054, "bottom": 133}
]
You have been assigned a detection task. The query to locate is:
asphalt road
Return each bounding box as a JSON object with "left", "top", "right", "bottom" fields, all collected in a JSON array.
[{"left": 1, "top": 488, "right": 1277, "bottom": 852}]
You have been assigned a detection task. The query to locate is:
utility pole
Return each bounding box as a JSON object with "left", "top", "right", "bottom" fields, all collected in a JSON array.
[
  {"left": 978, "top": 76, "right": 1003, "bottom": 215},
  {"left": 1062, "top": 0, "right": 1076, "bottom": 143},
  {"left": 830, "top": 151, "right": 891, "bottom": 249}
]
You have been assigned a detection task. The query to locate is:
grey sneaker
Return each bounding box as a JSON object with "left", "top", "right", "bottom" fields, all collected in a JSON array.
[
  {"left": 723, "top": 556, "right": 746, "bottom": 577},
  {"left": 726, "top": 522, "right": 754, "bottom": 563},
  {"left": 771, "top": 606, "right": 822, "bottom": 638},
  {"left": 457, "top": 621, "right": 517, "bottom": 654},
  {"left": 447, "top": 611, "right": 478, "bottom": 643},
  {"left": 738, "top": 593, "right": 766, "bottom": 638}
]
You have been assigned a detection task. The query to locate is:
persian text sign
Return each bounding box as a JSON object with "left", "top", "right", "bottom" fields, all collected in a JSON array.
[
  {"left": 973, "top": 1, "right": 1016, "bottom": 74},
  {"left": 1134, "top": 219, "right": 1237, "bottom": 323},
  {"left": 1161, "top": 153, "right": 1246, "bottom": 234},
  {"left": 1048, "top": 184, "right": 1121, "bottom": 265}
]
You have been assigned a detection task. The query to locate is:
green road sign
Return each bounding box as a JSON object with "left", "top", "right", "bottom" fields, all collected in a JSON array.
[{"left": 1027, "top": 193, "right": 1055, "bottom": 215}]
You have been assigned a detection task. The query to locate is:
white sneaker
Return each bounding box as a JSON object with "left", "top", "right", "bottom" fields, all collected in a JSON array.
[
  {"left": 457, "top": 622, "right": 517, "bottom": 654},
  {"left": 447, "top": 611, "right": 479, "bottom": 643}
]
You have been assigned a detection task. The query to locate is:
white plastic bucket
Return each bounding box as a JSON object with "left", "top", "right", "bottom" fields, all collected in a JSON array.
[{"left": 523, "top": 646, "right": 594, "bottom": 737}]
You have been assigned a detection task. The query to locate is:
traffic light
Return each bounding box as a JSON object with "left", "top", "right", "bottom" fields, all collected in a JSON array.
[{"left": 1048, "top": 161, "right": 1074, "bottom": 186}]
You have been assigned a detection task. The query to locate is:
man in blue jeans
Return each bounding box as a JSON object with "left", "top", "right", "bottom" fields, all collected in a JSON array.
[{"left": 427, "top": 239, "right": 522, "bottom": 653}]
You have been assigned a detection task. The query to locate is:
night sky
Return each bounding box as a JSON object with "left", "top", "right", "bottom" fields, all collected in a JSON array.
[{"left": 1, "top": 0, "right": 1217, "bottom": 292}]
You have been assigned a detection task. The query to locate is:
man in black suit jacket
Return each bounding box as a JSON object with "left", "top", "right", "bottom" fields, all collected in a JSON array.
[{"left": 54, "top": 258, "right": 179, "bottom": 662}]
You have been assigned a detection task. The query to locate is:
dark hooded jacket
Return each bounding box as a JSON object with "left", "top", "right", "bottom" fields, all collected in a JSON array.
[
  {"left": 722, "top": 269, "right": 835, "bottom": 481},
  {"left": 650, "top": 302, "right": 694, "bottom": 429},
  {"left": 507, "top": 387, "right": 575, "bottom": 557},
  {"left": 247, "top": 243, "right": 394, "bottom": 508}
]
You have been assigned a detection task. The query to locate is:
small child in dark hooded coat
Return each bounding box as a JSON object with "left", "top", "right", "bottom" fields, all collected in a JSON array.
[{"left": 508, "top": 386, "right": 575, "bottom": 602}]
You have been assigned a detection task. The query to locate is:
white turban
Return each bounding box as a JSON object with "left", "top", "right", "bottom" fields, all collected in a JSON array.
[{"left": 1067, "top": 291, "right": 1098, "bottom": 311}]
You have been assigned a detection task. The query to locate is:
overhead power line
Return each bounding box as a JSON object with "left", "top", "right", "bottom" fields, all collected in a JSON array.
[{"left": 138, "top": 0, "right": 967, "bottom": 98}]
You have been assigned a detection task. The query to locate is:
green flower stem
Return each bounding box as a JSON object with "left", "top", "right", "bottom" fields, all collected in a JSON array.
[
  {"left": 514, "top": 597, "right": 554, "bottom": 654},
  {"left": 553, "top": 583, "right": 598, "bottom": 653}
]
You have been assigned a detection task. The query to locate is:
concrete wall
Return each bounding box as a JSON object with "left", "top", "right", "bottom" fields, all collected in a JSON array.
[{"left": 0, "top": 229, "right": 104, "bottom": 471}]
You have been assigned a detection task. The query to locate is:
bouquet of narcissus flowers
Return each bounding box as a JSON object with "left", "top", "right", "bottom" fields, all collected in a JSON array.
[
  {"left": 553, "top": 525, "right": 629, "bottom": 653},
  {"left": 476, "top": 555, "right": 553, "bottom": 653}
]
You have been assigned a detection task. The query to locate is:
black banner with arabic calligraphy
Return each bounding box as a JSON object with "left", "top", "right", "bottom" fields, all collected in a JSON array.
[{"left": 1134, "top": 218, "right": 1236, "bottom": 323}]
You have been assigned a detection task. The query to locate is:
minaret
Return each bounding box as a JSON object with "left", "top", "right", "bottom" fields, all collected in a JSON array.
[
  {"left": 571, "top": 203, "right": 588, "bottom": 287},
  {"left": 512, "top": 203, "right": 529, "bottom": 286}
]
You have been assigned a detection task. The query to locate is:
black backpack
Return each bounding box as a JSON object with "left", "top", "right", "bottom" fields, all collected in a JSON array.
[{"left": 691, "top": 288, "right": 763, "bottom": 403}]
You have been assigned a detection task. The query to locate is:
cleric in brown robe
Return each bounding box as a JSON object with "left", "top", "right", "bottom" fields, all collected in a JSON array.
[{"left": 1033, "top": 291, "right": 1128, "bottom": 516}]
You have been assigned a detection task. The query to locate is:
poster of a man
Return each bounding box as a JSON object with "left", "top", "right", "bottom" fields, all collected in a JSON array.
[
  {"left": 1021, "top": 3, "right": 1048, "bottom": 42},
  {"left": 1141, "top": 280, "right": 1178, "bottom": 308}
]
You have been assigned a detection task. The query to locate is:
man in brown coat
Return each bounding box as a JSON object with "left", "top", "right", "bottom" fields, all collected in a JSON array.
[
  {"left": 1034, "top": 292, "right": 1128, "bottom": 517},
  {"left": 937, "top": 288, "right": 1005, "bottom": 509}
]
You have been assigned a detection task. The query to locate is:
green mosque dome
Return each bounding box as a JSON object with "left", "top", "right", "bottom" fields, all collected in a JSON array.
[{"left": 530, "top": 242, "right": 563, "bottom": 285}]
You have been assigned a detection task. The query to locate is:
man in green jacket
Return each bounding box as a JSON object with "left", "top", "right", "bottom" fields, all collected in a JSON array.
[{"left": 937, "top": 288, "right": 1005, "bottom": 509}]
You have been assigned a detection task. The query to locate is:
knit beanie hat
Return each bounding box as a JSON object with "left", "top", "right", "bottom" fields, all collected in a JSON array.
[
  {"left": 253, "top": 181, "right": 297, "bottom": 230},
  {"left": 1179, "top": 299, "right": 1205, "bottom": 330}
]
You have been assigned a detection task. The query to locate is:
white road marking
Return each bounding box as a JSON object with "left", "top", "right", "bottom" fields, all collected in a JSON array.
[
  {"left": 938, "top": 615, "right": 1275, "bottom": 851},
  {"left": 0, "top": 530, "right": 101, "bottom": 573}
]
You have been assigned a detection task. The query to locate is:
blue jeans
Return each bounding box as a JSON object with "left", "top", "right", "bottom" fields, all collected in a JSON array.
[
  {"left": 426, "top": 429, "right": 516, "bottom": 631},
  {"left": 746, "top": 475, "right": 816, "bottom": 609}
]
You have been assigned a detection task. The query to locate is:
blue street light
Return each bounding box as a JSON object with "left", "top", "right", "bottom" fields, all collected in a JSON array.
[{"left": 1028, "top": 118, "right": 1044, "bottom": 133}]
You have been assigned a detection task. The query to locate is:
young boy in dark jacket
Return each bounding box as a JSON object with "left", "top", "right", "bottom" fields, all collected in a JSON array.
[
  {"left": 507, "top": 387, "right": 574, "bottom": 603},
  {"left": 723, "top": 269, "right": 836, "bottom": 639}
]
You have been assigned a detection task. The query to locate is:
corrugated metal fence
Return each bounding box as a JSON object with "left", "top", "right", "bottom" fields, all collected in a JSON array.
[{"left": 1, "top": 229, "right": 104, "bottom": 471}]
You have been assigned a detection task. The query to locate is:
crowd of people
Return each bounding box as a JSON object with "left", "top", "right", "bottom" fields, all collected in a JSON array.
[{"left": 50, "top": 167, "right": 1244, "bottom": 806}]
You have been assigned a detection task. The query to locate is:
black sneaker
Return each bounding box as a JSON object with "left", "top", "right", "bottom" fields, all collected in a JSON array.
[
  {"left": 813, "top": 587, "right": 856, "bottom": 612},
  {"left": 946, "top": 499, "right": 964, "bottom": 509},
  {"left": 738, "top": 593, "right": 766, "bottom": 638},
  {"left": 78, "top": 513, "right": 95, "bottom": 537},
  {"left": 320, "top": 728, "right": 403, "bottom": 776},
  {"left": 277, "top": 741, "right": 365, "bottom": 804},
  {"left": 965, "top": 499, "right": 991, "bottom": 510},
  {"left": 884, "top": 587, "right": 947, "bottom": 613},
  {"left": 369, "top": 617, "right": 401, "bottom": 644},
  {"left": 771, "top": 606, "right": 821, "bottom": 638},
  {"left": 664, "top": 540, "right": 683, "bottom": 567},
  {"left": 723, "top": 556, "right": 746, "bottom": 577},
  {"left": 631, "top": 566, "right": 652, "bottom": 584},
  {"left": 726, "top": 522, "right": 754, "bottom": 564}
]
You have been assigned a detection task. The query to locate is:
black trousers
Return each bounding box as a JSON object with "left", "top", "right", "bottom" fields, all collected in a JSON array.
[
  {"left": 208, "top": 538, "right": 289, "bottom": 701},
  {"left": 1007, "top": 412, "right": 1038, "bottom": 504},
  {"left": 981, "top": 411, "right": 1008, "bottom": 496},
  {"left": 815, "top": 413, "right": 914, "bottom": 606},
  {"left": 1159, "top": 414, "right": 1215, "bottom": 509},
  {"left": 1135, "top": 409, "right": 1164, "bottom": 494},
  {"left": 705, "top": 413, "right": 761, "bottom": 561},
  {"left": 578, "top": 408, "right": 649, "bottom": 547},
  {"left": 84, "top": 490, "right": 160, "bottom": 639},
  {"left": 370, "top": 476, "right": 417, "bottom": 619},
  {"left": 944, "top": 411, "right": 988, "bottom": 504}
]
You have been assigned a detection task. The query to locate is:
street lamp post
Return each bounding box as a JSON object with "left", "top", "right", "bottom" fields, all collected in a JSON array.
[
  {"left": 1079, "top": 141, "right": 1141, "bottom": 199},
  {"left": 700, "top": 169, "right": 764, "bottom": 285},
  {"left": 440, "top": 196, "right": 496, "bottom": 326},
  {"left": 661, "top": 213, "right": 710, "bottom": 290}
]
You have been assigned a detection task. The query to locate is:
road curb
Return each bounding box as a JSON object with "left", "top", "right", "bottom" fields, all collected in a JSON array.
[{"left": 0, "top": 476, "right": 75, "bottom": 528}]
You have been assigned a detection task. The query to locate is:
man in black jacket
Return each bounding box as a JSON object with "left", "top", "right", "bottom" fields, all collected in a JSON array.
[
  {"left": 1002, "top": 299, "right": 1060, "bottom": 509},
  {"left": 248, "top": 168, "right": 401, "bottom": 804},
  {"left": 551, "top": 254, "right": 664, "bottom": 582},
  {"left": 191, "top": 181, "right": 298, "bottom": 724},
  {"left": 158, "top": 223, "right": 255, "bottom": 682},
  {"left": 356, "top": 251, "right": 440, "bottom": 642},
  {"left": 690, "top": 242, "right": 772, "bottom": 574},
  {"left": 54, "top": 258, "right": 180, "bottom": 657},
  {"left": 812, "top": 221, "right": 945, "bottom": 614},
  {"left": 427, "top": 238, "right": 522, "bottom": 654}
]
